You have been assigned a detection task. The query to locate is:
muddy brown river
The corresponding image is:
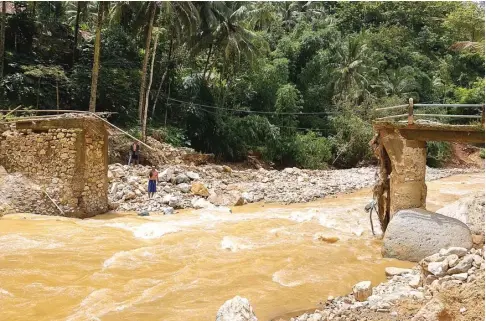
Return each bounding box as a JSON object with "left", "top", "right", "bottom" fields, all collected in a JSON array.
[{"left": 0, "top": 173, "right": 483, "bottom": 321}]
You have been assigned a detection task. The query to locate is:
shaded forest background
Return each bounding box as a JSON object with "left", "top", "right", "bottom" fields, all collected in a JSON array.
[{"left": 0, "top": 1, "right": 484, "bottom": 168}]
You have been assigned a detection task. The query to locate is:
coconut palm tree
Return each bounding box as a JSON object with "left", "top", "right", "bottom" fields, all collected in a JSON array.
[
  {"left": 194, "top": 2, "right": 268, "bottom": 80},
  {"left": 151, "top": 1, "right": 199, "bottom": 117},
  {"left": 88, "top": 1, "right": 106, "bottom": 112},
  {"left": 330, "top": 35, "right": 379, "bottom": 103},
  {"left": 137, "top": 1, "right": 156, "bottom": 123},
  {"left": 378, "top": 68, "right": 419, "bottom": 99}
]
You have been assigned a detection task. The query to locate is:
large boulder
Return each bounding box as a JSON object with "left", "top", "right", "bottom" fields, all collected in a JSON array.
[
  {"left": 191, "top": 182, "right": 209, "bottom": 197},
  {"left": 215, "top": 296, "right": 258, "bottom": 321},
  {"left": 436, "top": 192, "right": 484, "bottom": 235},
  {"left": 208, "top": 191, "right": 244, "bottom": 206},
  {"left": 383, "top": 208, "right": 473, "bottom": 262}
]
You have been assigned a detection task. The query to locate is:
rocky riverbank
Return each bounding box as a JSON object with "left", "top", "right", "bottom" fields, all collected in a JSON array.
[
  {"left": 108, "top": 163, "right": 478, "bottom": 213},
  {"left": 283, "top": 246, "right": 485, "bottom": 321},
  {"left": 216, "top": 246, "right": 484, "bottom": 321}
]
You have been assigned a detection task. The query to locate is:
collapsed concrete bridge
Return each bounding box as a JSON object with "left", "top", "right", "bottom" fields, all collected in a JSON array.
[
  {"left": 0, "top": 113, "right": 110, "bottom": 218},
  {"left": 371, "top": 100, "right": 485, "bottom": 232}
]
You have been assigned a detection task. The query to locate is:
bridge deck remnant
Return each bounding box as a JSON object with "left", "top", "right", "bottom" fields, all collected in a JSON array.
[{"left": 371, "top": 100, "right": 485, "bottom": 232}]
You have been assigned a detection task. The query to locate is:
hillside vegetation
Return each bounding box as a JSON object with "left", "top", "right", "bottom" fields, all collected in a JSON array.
[{"left": 0, "top": 1, "right": 484, "bottom": 168}]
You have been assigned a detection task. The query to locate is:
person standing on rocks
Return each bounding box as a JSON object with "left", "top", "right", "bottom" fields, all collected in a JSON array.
[
  {"left": 128, "top": 142, "right": 140, "bottom": 166},
  {"left": 148, "top": 166, "right": 158, "bottom": 198}
]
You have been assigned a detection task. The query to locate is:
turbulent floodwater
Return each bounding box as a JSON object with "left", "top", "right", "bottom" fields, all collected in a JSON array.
[{"left": 0, "top": 173, "right": 483, "bottom": 321}]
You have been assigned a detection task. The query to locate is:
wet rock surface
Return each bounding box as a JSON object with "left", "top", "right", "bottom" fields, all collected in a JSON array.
[
  {"left": 383, "top": 209, "right": 473, "bottom": 262},
  {"left": 216, "top": 296, "right": 258, "bottom": 321},
  {"left": 436, "top": 192, "right": 485, "bottom": 237},
  {"left": 107, "top": 163, "right": 475, "bottom": 213}
]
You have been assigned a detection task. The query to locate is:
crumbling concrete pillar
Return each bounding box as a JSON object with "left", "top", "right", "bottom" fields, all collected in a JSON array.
[{"left": 380, "top": 128, "right": 427, "bottom": 217}]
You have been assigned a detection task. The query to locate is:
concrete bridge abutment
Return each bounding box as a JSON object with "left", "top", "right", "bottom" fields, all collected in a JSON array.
[{"left": 380, "top": 128, "right": 427, "bottom": 217}]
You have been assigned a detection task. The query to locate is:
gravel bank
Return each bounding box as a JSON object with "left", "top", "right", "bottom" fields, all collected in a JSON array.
[{"left": 108, "top": 163, "right": 478, "bottom": 213}]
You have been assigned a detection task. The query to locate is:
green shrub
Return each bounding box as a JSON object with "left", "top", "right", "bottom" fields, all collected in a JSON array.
[
  {"left": 294, "top": 131, "right": 332, "bottom": 169},
  {"left": 329, "top": 114, "right": 374, "bottom": 168},
  {"left": 426, "top": 141, "right": 452, "bottom": 167},
  {"left": 126, "top": 127, "right": 142, "bottom": 140},
  {"left": 480, "top": 148, "right": 485, "bottom": 159},
  {"left": 149, "top": 126, "right": 188, "bottom": 147}
]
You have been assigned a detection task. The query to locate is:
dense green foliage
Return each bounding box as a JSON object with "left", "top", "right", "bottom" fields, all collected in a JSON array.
[
  {"left": 0, "top": 1, "right": 484, "bottom": 168},
  {"left": 426, "top": 141, "right": 453, "bottom": 168}
]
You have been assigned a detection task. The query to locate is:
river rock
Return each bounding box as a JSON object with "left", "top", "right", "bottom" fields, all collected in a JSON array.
[
  {"left": 215, "top": 296, "right": 258, "bottom": 321},
  {"left": 191, "top": 198, "right": 214, "bottom": 209},
  {"left": 385, "top": 267, "right": 412, "bottom": 277},
  {"left": 439, "top": 247, "right": 468, "bottom": 258},
  {"left": 178, "top": 183, "right": 191, "bottom": 193},
  {"left": 186, "top": 171, "right": 200, "bottom": 180},
  {"left": 127, "top": 176, "right": 140, "bottom": 185},
  {"left": 427, "top": 261, "right": 448, "bottom": 277},
  {"left": 352, "top": 281, "right": 372, "bottom": 302},
  {"left": 209, "top": 191, "right": 244, "bottom": 206},
  {"left": 162, "top": 194, "right": 173, "bottom": 204},
  {"left": 191, "top": 182, "right": 209, "bottom": 197},
  {"left": 409, "top": 275, "right": 421, "bottom": 288},
  {"left": 436, "top": 192, "right": 484, "bottom": 235},
  {"left": 172, "top": 173, "right": 190, "bottom": 185},
  {"left": 383, "top": 209, "right": 473, "bottom": 262},
  {"left": 162, "top": 207, "right": 174, "bottom": 215},
  {"left": 159, "top": 168, "right": 174, "bottom": 182},
  {"left": 451, "top": 273, "right": 468, "bottom": 281},
  {"left": 168, "top": 196, "right": 182, "bottom": 208},
  {"left": 411, "top": 298, "right": 451, "bottom": 321},
  {"left": 124, "top": 191, "right": 136, "bottom": 200},
  {"left": 447, "top": 254, "right": 473, "bottom": 274}
]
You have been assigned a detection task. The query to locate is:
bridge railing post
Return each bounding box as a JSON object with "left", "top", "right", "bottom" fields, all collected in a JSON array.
[
  {"left": 481, "top": 104, "right": 484, "bottom": 127},
  {"left": 408, "top": 98, "right": 414, "bottom": 125}
]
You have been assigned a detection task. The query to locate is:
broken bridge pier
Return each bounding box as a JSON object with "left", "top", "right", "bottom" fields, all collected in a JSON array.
[
  {"left": 0, "top": 114, "right": 109, "bottom": 218},
  {"left": 372, "top": 100, "right": 485, "bottom": 232}
]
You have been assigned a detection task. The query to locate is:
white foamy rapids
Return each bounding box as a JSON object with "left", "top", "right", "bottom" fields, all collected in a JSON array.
[
  {"left": 66, "top": 289, "right": 114, "bottom": 321},
  {"left": 220, "top": 236, "right": 252, "bottom": 252},
  {"left": 105, "top": 222, "right": 181, "bottom": 240},
  {"left": 289, "top": 210, "right": 317, "bottom": 223},
  {"left": 272, "top": 269, "right": 304, "bottom": 287},
  {"left": 0, "top": 288, "right": 13, "bottom": 297},
  {"left": 102, "top": 247, "right": 154, "bottom": 270},
  {"left": 0, "top": 235, "right": 63, "bottom": 253}
]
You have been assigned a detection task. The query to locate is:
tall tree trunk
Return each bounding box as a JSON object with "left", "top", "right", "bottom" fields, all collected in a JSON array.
[
  {"left": 73, "top": 1, "right": 81, "bottom": 65},
  {"left": 32, "top": 1, "right": 36, "bottom": 18},
  {"left": 165, "top": 79, "right": 171, "bottom": 126},
  {"left": 89, "top": 2, "right": 104, "bottom": 113},
  {"left": 137, "top": 2, "right": 156, "bottom": 123},
  {"left": 202, "top": 44, "right": 213, "bottom": 80},
  {"left": 142, "top": 32, "right": 159, "bottom": 142},
  {"left": 0, "top": 1, "right": 6, "bottom": 79},
  {"left": 36, "top": 77, "right": 40, "bottom": 108},
  {"left": 56, "top": 80, "right": 59, "bottom": 109},
  {"left": 151, "top": 36, "right": 173, "bottom": 118}
]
